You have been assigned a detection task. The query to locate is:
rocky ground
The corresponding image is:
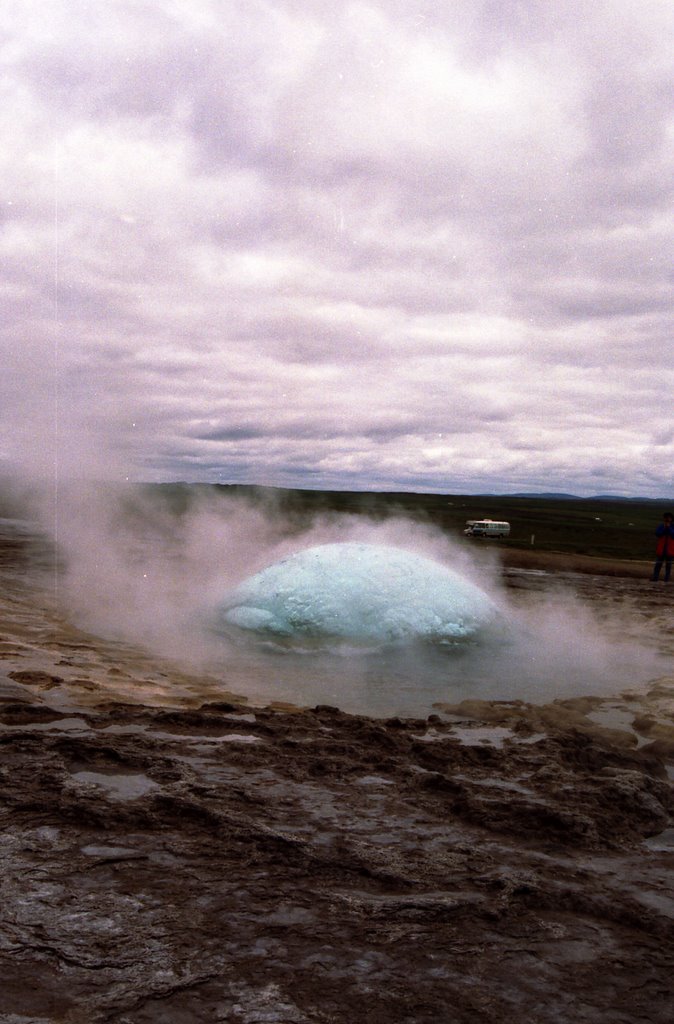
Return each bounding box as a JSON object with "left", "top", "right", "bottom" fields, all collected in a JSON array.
[{"left": 0, "top": 523, "right": 673, "bottom": 1023}]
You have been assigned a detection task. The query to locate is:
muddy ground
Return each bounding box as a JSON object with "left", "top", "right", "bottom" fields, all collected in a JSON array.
[{"left": 0, "top": 524, "right": 673, "bottom": 1023}]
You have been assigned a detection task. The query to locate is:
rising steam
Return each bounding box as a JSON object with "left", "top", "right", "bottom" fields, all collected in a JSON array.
[{"left": 16, "top": 481, "right": 667, "bottom": 716}]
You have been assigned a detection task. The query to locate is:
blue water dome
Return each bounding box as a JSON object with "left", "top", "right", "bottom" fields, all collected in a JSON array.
[{"left": 215, "top": 542, "right": 498, "bottom": 644}]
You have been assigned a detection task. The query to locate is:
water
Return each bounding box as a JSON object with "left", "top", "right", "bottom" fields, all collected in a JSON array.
[
  {"left": 216, "top": 542, "right": 497, "bottom": 642},
  {"left": 20, "top": 496, "right": 665, "bottom": 720},
  {"left": 207, "top": 621, "right": 665, "bottom": 719},
  {"left": 208, "top": 545, "right": 666, "bottom": 717},
  {"left": 71, "top": 770, "right": 159, "bottom": 801}
]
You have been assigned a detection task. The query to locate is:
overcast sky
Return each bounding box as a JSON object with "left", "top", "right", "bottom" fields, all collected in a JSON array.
[{"left": 2, "top": 0, "right": 673, "bottom": 496}]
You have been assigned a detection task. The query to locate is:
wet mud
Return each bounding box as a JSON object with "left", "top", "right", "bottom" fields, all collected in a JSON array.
[{"left": 0, "top": 524, "right": 673, "bottom": 1023}]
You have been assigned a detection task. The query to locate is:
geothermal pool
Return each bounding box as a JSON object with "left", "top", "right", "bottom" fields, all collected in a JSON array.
[
  {"left": 23, "top": 503, "right": 667, "bottom": 720},
  {"left": 206, "top": 545, "right": 668, "bottom": 718},
  {"left": 209, "top": 618, "right": 666, "bottom": 718}
]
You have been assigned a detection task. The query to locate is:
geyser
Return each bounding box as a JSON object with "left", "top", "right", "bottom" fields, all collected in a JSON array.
[{"left": 216, "top": 542, "right": 498, "bottom": 644}]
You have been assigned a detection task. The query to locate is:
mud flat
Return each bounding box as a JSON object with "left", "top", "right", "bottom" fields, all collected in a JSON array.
[
  {"left": 499, "top": 546, "right": 654, "bottom": 579},
  {"left": 0, "top": 524, "right": 673, "bottom": 1023}
]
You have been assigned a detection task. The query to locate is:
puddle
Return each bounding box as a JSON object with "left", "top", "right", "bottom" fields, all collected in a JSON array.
[
  {"left": 356, "top": 775, "right": 396, "bottom": 787},
  {"left": 81, "top": 844, "right": 141, "bottom": 858},
  {"left": 71, "top": 770, "right": 159, "bottom": 800},
  {"left": 211, "top": 733, "right": 261, "bottom": 743},
  {"left": 631, "top": 889, "right": 674, "bottom": 919},
  {"left": 586, "top": 706, "right": 644, "bottom": 743},
  {"left": 97, "top": 723, "right": 263, "bottom": 745},
  {"left": 413, "top": 724, "right": 533, "bottom": 747},
  {"left": 644, "top": 828, "right": 674, "bottom": 852},
  {"left": 468, "top": 776, "right": 538, "bottom": 798},
  {"left": 0, "top": 717, "right": 91, "bottom": 733},
  {"left": 448, "top": 726, "right": 515, "bottom": 747}
]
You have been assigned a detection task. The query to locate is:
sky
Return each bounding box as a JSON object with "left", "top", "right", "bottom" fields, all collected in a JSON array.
[{"left": 2, "top": 0, "right": 673, "bottom": 497}]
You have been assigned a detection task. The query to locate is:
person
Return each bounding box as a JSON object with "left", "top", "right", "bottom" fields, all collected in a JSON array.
[{"left": 651, "top": 511, "right": 674, "bottom": 582}]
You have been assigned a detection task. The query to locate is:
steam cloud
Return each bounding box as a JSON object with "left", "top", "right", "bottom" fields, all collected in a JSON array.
[{"left": 14, "top": 480, "right": 664, "bottom": 717}]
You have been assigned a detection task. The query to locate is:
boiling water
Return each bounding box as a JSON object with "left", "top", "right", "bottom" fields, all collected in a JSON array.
[
  {"left": 216, "top": 542, "right": 498, "bottom": 643},
  {"left": 30, "top": 492, "right": 667, "bottom": 720},
  {"left": 207, "top": 548, "right": 667, "bottom": 717}
]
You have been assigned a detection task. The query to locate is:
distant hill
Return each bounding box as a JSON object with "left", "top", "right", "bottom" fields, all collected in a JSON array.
[
  {"left": 591, "top": 495, "right": 671, "bottom": 503},
  {"left": 493, "top": 492, "right": 581, "bottom": 500},
  {"left": 488, "top": 493, "right": 669, "bottom": 502}
]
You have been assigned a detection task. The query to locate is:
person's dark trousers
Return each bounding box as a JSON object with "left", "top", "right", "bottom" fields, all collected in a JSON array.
[{"left": 652, "top": 559, "right": 672, "bottom": 581}]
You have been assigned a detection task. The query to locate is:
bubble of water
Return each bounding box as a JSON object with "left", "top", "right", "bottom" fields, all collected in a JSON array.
[{"left": 215, "top": 542, "right": 497, "bottom": 644}]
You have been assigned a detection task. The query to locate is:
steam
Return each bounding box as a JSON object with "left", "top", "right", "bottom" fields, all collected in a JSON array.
[
  {"left": 17, "top": 480, "right": 666, "bottom": 716},
  {"left": 40, "top": 483, "right": 500, "bottom": 656}
]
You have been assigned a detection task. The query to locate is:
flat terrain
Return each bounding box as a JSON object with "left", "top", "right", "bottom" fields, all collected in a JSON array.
[
  {"left": 0, "top": 513, "right": 673, "bottom": 1023},
  {"left": 498, "top": 546, "right": 653, "bottom": 578}
]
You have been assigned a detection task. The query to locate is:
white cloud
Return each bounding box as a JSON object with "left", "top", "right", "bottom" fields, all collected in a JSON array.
[{"left": 0, "top": 0, "right": 673, "bottom": 497}]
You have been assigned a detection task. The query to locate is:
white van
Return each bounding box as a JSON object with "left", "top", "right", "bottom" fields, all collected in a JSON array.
[{"left": 464, "top": 519, "right": 510, "bottom": 538}]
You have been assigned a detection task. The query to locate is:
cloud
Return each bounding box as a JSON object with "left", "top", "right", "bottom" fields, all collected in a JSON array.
[{"left": 1, "top": 0, "right": 673, "bottom": 497}]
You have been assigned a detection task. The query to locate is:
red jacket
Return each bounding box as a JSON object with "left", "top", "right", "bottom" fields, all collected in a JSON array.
[{"left": 655, "top": 524, "right": 674, "bottom": 558}]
